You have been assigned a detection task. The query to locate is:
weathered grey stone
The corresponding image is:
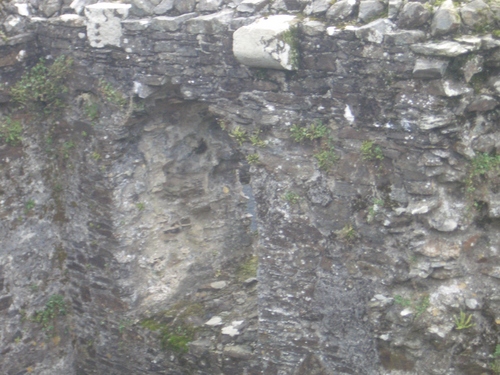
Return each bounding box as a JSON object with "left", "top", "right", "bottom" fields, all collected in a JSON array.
[
  {"left": 41, "top": 0, "right": 62, "bottom": 17},
  {"left": 85, "top": 3, "right": 131, "bottom": 48},
  {"left": 462, "top": 54, "right": 483, "bottom": 83},
  {"left": 406, "top": 198, "right": 440, "bottom": 215},
  {"left": 431, "top": 0, "right": 461, "bottom": 36},
  {"left": 174, "top": 0, "right": 196, "bottom": 13},
  {"left": 70, "top": 0, "right": 96, "bottom": 15},
  {"left": 153, "top": 0, "right": 174, "bottom": 14},
  {"left": 198, "top": 0, "right": 223, "bottom": 12},
  {"left": 304, "top": 0, "right": 331, "bottom": 15},
  {"left": 418, "top": 114, "right": 454, "bottom": 130},
  {"left": 237, "top": 0, "right": 270, "bottom": 13},
  {"left": 14, "top": 3, "right": 31, "bottom": 16},
  {"left": 326, "top": 0, "right": 357, "bottom": 20},
  {"left": 302, "top": 19, "right": 326, "bottom": 36},
  {"left": 151, "top": 13, "right": 197, "bottom": 31},
  {"left": 410, "top": 41, "right": 480, "bottom": 57},
  {"left": 0, "top": 296, "right": 12, "bottom": 311},
  {"left": 480, "top": 35, "right": 500, "bottom": 50},
  {"left": 233, "top": 15, "right": 299, "bottom": 70},
  {"left": 210, "top": 280, "right": 228, "bottom": 289},
  {"left": 415, "top": 239, "right": 460, "bottom": 260},
  {"left": 388, "top": 0, "right": 403, "bottom": 19},
  {"left": 3, "top": 15, "right": 26, "bottom": 34},
  {"left": 122, "top": 19, "right": 150, "bottom": 31},
  {"left": 355, "top": 19, "right": 395, "bottom": 44},
  {"left": 186, "top": 9, "right": 234, "bottom": 34},
  {"left": 384, "top": 30, "right": 425, "bottom": 45},
  {"left": 205, "top": 316, "right": 223, "bottom": 326},
  {"left": 412, "top": 58, "right": 448, "bottom": 79},
  {"left": 223, "top": 345, "right": 253, "bottom": 360},
  {"left": 358, "top": 0, "right": 385, "bottom": 23},
  {"left": 460, "top": 0, "right": 492, "bottom": 29},
  {"left": 429, "top": 80, "right": 472, "bottom": 97},
  {"left": 397, "top": 2, "right": 431, "bottom": 29},
  {"left": 129, "top": 0, "right": 154, "bottom": 16},
  {"left": 466, "top": 95, "right": 498, "bottom": 112}
]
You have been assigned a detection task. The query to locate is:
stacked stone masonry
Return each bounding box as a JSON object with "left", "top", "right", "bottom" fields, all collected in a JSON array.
[{"left": 2, "top": 0, "right": 500, "bottom": 374}]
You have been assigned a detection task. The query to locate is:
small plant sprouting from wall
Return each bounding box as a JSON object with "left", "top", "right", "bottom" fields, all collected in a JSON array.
[
  {"left": 393, "top": 294, "right": 430, "bottom": 318},
  {"left": 282, "top": 191, "right": 300, "bottom": 204},
  {"left": 229, "top": 126, "right": 248, "bottom": 146},
  {"left": 465, "top": 152, "right": 500, "bottom": 196},
  {"left": 140, "top": 302, "right": 204, "bottom": 353},
  {"left": 32, "top": 294, "right": 67, "bottom": 332},
  {"left": 314, "top": 146, "right": 338, "bottom": 170},
  {"left": 280, "top": 25, "right": 300, "bottom": 70},
  {"left": 98, "top": 80, "right": 127, "bottom": 107},
  {"left": 337, "top": 223, "right": 357, "bottom": 242},
  {"left": 237, "top": 255, "right": 258, "bottom": 281},
  {"left": 361, "top": 140, "right": 384, "bottom": 161},
  {"left": 246, "top": 153, "right": 260, "bottom": 165},
  {"left": 491, "top": 345, "right": 500, "bottom": 373},
  {"left": 11, "top": 56, "right": 73, "bottom": 114},
  {"left": 0, "top": 117, "right": 22, "bottom": 146},
  {"left": 290, "top": 120, "right": 338, "bottom": 171},
  {"left": 290, "top": 121, "right": 328, "bottom": 143},
  {"left": 454, "top": 310, "right": 475, "bottom": 330}
]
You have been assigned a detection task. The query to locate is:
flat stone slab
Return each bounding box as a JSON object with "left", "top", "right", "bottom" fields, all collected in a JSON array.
[
  {"left": 233, "top": 15, "right": 299, "bottom": 70},
  {"left": 410, "top": 41, "right": 480, "bottom": 57}
]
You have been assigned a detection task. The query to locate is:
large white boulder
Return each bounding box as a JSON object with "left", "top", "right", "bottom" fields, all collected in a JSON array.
[
  {"left": 84, "top": 3, "right": 131, "bottom": 48},
  {"left": 233, "top": 15, "right": 299, "bottom": 71}
]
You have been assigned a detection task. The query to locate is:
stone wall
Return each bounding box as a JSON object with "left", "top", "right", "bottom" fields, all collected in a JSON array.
[{"left": 2, "top": 0, "right": 500, "bottom": 374}]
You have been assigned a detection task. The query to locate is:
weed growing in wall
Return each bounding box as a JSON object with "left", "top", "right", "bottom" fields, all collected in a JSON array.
[
  {"left": 282, "top": 191, "right": 300, "bottom": 204},
  {"left": 394, "top": 293, "right": 430, "bottom": 318},
  {"left": 280, "top": 25, "right": 300, "bottom": 70},
  {"left": 290, "top": 120, "right": 338, "bottom": 171},
  {"left": 32, "top": 294, "right": 67, "bottom": 332},
  {"left": 454, "top": 310, "right": 475, "bottom": 330},
  {"left": 11, "top": 56, "right": 73, "bottom": 114},
  {"left": 229, "top": 126, "right": 247, "bottom": 146},
  {"left": 361, "top": 140, "right": 384, "bottom": 161},
  {"left": 0, "top": 117, "right": 22, "bottom": 146},
  {"left": 465, "top": 152, "right": 500, "bottom": 196},
  {"left": 491, "top": 345, "right": 500, "bottom": 373},
  {"left": 98, "top": 80, "right": 127, "bottom": 106}
]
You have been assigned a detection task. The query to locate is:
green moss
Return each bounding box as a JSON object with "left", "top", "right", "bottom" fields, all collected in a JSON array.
[
  {"left": 237, "top": 255, "right": 258, "bottom": 281},
  {"left": 140, "top": 302, "right": 204, "bottom": 353}
]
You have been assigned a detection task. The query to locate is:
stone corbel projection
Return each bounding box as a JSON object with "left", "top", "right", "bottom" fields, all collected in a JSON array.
[
  {"left": 84, "top": 2, "right": 131, "bottom": 48},
  {"left": 233, "top": 15, "right": 299, "bottom": 71}
]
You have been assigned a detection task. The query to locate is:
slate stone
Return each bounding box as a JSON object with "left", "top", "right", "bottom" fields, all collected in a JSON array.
[
  {"left": 466, "top": 95, "right": 498, "bottom": 112},
  {"left": 397, "top": 2, "right": 431, "bottom": 29},
  {"left": 174, "top": 0, "right": 196, "bottom": 13},
  {"left": 358, "top": 0, "right": 385, "bottom": 23},
  {"left": 326, "top": 0, "right": 357, "bottom": 20},
  {"left": 0, "top": 296, "right": 12, "bottom": 311},
  {"left": 460, "top": 0, "right": 492, "bottom": 28},
  {"left": 413, "top": 59, "right": 448, "bottom": 79},
  {"left": 431, "top": 0, "right": 461, "bottom": 36},
  {"left": 410, "top": 41, "right": 479, "bottom": 57},
  {"left": 153, "top": 0, "right": 174, "bottom": 15}
]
